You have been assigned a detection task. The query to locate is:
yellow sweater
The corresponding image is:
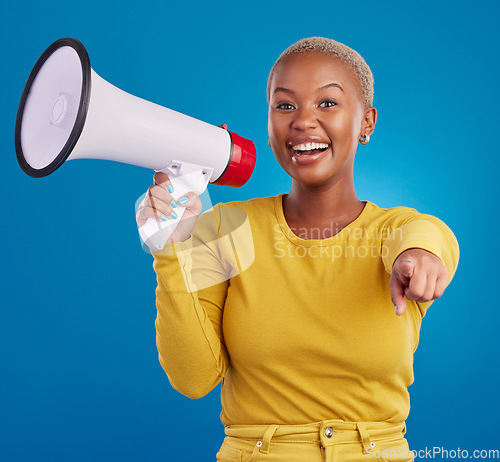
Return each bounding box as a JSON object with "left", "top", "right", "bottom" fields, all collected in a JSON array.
[{"left": 152, "top": 193, "right": 459, "bottom": 426}]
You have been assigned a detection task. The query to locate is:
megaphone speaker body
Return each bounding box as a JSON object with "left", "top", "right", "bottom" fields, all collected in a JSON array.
[{"left": 15, "top": 38, "right": 256, "bottom": 250}]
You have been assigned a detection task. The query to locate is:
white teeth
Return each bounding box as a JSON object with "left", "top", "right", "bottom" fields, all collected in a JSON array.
[
  {"left": 291, "top": 142, "right": 329, "bottom": 151},
  {"left": 290, "top": 141, "right": 330, "bottom": 156}
]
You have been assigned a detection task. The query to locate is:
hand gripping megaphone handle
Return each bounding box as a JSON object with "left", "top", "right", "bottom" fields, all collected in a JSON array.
[{"left": 138, "top": 160, "right": 214, "bottom": 251}]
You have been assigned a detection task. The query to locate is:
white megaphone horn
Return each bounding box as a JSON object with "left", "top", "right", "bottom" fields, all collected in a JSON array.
[{"left": 15, "top": 37, "right": 256, "bottom": 251}]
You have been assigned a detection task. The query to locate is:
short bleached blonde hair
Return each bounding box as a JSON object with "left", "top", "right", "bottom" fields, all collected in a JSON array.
[{"left": 267, "top": 37, "right": 374, "bottom": 108}]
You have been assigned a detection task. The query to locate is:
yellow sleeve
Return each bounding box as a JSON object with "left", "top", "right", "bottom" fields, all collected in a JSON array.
[
  {"left": 381, "top": 211, "right": 460, "bottom": 316},
  {"left": 151, "top": 205, "right": 232, "bottom": 399}
]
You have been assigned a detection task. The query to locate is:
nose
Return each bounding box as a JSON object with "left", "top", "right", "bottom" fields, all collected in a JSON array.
[{"left": 291, "top": 105, "right": 318, "bottom": 130}]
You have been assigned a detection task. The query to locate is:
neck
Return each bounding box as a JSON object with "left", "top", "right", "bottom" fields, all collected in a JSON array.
[{"left": 283, "top": 174, "right": 364, "bottom": 229}]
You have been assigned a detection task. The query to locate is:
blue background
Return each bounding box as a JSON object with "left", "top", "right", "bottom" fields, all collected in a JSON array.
[{"left": 1, "top": 1, "right": 498, "bottom": 460}]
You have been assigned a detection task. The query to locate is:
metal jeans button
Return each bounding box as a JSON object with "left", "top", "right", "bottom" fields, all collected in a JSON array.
[{"left": 325, "top": 427, "right": 334, "bottom": 438}]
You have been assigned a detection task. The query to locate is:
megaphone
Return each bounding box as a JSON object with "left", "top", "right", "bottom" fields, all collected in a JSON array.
[{"left": 15, "top": 37, "right": 256, "bottom": 251}]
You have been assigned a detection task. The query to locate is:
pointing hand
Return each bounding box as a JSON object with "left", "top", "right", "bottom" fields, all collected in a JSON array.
[{"left": 390, "top": 248, "right": 449, "bottom": 315}]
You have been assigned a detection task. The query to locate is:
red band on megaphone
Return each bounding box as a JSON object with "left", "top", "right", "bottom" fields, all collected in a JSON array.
[{"left": 214, "top": 130, "right": 256, "bottom": 187}]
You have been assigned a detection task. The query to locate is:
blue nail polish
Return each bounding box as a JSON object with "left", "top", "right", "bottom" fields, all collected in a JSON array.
[
  {"left": 171, "top": 200, "right": 178, "bottom": 208},
  {"left": 179, "top": 197, "right": 188, "bottom": 205},
  {"left": 171, "top": 211, "right": 178, "bottom": 220},
  {"left": 161, "top": 215, "right": 168, "bottom": 221},
  {"left": 167, "top": 185, "right": 174, "bottom": 193}
]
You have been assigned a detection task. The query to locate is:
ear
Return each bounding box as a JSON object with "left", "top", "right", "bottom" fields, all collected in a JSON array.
[{"left": 361, "top": 106, "right": 377, "bottom": 137}]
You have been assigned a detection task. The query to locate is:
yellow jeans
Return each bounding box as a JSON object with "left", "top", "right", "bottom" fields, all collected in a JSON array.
[{"left": 216, "top": 419, "right": 415, "bottom": 462}]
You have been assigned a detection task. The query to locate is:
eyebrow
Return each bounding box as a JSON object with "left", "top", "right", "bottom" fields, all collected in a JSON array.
[{"left": 273, "top": 82, "right": 345, "bottom": 96}]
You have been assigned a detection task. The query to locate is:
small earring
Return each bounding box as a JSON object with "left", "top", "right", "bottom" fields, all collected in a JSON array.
[
  {"left": 268, "top": 139, "right": 271, "bottom": 147},
  {"left": 359, "top": 133, "right": 370, "bottom": 145}
]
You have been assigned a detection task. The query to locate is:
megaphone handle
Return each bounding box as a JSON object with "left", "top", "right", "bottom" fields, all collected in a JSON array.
[{"left": 138, "top": 167, "right": 211, "bottom": 251}]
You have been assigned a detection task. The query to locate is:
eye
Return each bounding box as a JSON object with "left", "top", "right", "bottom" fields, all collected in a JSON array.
[
  {"left": 319, "top": 99, "right": 338, "bottom": 108},
  {"left": 275, "top": 102, "right": 295, "bottom": 110}
]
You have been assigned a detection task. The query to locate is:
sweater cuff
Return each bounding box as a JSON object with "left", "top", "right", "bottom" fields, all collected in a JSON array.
[
  {"left": 382, "top": 220, "right": 443, "bottom": 273},
  {"left": 151, "top": 235, "right": 194, "bottom": 257},
  {"left": 151, "top": 236, "right": 200, "bottom": 293}
]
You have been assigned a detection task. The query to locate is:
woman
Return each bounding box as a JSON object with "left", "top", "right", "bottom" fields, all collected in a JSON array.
[{"left": 136, "top": 37, "right": 459, "bottom": 462}]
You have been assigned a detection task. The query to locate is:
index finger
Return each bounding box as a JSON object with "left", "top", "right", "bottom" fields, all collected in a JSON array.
[
  {"left": 153, "top": 172, "right": 173, "bottom": 191},
  {"left": 389, "top": 271, "right": 407, "bottom": 315}
]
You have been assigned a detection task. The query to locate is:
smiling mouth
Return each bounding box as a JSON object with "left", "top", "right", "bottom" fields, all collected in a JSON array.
[
  {"left": 293, "top": 147, "right": 329, "bottom": 156},
  {"left": 290, "top": 143, "right": 330, "bottom": 156},
  {"left": 290, "top": 142, "right": 330, "bottom": 156}
]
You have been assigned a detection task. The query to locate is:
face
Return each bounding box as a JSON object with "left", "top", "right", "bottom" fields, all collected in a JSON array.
[{"left": 268, "top": 52, "right": 376, "bottom": 188}]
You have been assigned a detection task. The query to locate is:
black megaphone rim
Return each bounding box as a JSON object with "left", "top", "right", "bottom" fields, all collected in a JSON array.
[{"left": 15, "top": 37, "right": 92, "bottom": 178}]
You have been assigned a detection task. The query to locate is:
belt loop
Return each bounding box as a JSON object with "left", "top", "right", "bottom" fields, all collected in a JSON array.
[
  {"left": 259, "top": 425, "right": 279, "bottom": 454},
  {"left": 356, "top": 423, "right": 373, "bottom": 455}
]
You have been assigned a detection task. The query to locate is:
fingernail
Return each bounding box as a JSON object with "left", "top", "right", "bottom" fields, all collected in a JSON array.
[
  {"left": 161, "top": 215, "right": 168, "bottom": 221},
  {"left": 167, "top": 185, "right": 174, "bottom": 193},
  {"left": 171, "top": 211, "right": 178, "bottom": 220},
  {"left": 171, "top": 200, "right": 178, "bottom": 208},
  {"left": 178, "top": 197, "right": 188, "bottom": 205}
]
